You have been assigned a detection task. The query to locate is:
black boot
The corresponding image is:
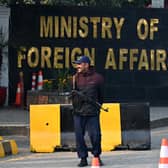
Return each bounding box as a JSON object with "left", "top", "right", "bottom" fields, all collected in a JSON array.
[
  {"left": 98, "top": 157, "right": 104, "bottom": 166},
  {"left": 78, "top": 158, "right": 88, "bottom": 167}
]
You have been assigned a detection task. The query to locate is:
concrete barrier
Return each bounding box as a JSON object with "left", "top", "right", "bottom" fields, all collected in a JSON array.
[
  {"left": 119, "top": 102, "right": 151, "bottom": 150},
  {"left": 0, "top": 139, "right": 18, "bottom": 157},
  {"left": 30, "top": 103, "right": 150, "bottom": 152},
  {"left": 30, "top": 104, "right": 61, "bottom": 152}
]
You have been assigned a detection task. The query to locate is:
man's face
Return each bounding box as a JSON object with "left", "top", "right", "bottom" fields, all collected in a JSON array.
[{"left": 76, "top": 62, "right": 89, "bottom": 73}]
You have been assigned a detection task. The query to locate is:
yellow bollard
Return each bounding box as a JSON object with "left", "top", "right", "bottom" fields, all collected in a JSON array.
[
  {"left": 0, "top": 136, "right": 3, "bottom": 141},
  {"left": 0, "top": 142, "right": 5, "bottom": 157}
]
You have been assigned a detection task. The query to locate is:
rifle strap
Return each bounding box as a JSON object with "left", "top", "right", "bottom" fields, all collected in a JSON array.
[{"left": 72, "top": 75, "right": 76, "bottom": 90}]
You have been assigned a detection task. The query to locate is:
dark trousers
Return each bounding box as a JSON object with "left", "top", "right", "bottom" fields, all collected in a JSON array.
[{"left": 73, "top": 115, "right": 102, "bottom": 158}]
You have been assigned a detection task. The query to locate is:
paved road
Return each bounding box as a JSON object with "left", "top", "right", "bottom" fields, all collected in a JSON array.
[
  {"left": 0, "top": 150, "right": 160, "bottom": 168},
  {"left": 0, "top": 126, "right": 167, "bottom": 168}
]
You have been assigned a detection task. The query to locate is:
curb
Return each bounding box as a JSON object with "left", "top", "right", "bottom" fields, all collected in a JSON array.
[
  {"left": 0, "top": 139, "right": 18, "bottom": 157},
  {"left": 0, "top": 124, "right": 29, "bottom": 136},
  {"left": 150, "top": 118, "right": 168, "bottom": 129}
]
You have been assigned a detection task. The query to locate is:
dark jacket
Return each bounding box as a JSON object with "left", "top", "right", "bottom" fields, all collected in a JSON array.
[{"left": 72, "top": 68, "right": 104, "bottom": 116}]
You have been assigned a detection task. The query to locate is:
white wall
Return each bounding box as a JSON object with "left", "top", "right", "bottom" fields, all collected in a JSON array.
[
  {"left": 0, "top": 6, "right": 10, "bottom": 105},
  {"left": 152, "top": 0, "right": 164, "bottom": 8}
]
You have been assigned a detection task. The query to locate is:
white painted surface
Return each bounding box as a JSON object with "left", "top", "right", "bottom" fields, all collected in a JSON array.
[
  {"left": 0, "top": 6, "right": 10, "bottom": 105},
  {"left": 152, "top": 0, "right": 164, "bottom": 8}
]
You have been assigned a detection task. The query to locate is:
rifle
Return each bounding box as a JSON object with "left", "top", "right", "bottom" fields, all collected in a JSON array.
[{"left": 71, "top": 90, "right": 108, "bottom": 112}]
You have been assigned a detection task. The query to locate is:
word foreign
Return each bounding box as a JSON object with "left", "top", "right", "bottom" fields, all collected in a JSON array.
[{"left": 17, "top": 46, "right": 168, "bottom": 71}]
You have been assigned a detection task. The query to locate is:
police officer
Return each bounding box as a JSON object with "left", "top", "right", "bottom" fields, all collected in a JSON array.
[{"left": 71, "top": 56, "right": 104, "bottom": 167}]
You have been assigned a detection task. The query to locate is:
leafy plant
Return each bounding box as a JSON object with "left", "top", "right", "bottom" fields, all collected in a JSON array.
[
  {"left": 0, "top": 0, "right": 151, "bottom": 7},
  {"left": 57, "top": 69, "right": 72, "bottom": 93},
  {"left": 42, "top": 69, "right": 72, "bottom": 92},
  {"left": 43, "top": 79, "right": 53, "bottom": 90}
]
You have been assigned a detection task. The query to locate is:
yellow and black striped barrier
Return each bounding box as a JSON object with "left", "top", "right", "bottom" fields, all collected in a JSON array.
[
  {"left": 30, "top": 103, "right": 150, "bottom": 152},
  {"left": 0, "top": 136, "right": 3, "bottom": 141},
  {"left": 0, "top": 139, "right": 18, "bottom": 157}
]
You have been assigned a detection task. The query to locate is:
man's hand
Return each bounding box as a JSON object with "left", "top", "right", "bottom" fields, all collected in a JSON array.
[
  {"left": 70, "top": 90, "right": 88, "bottom": 102},
  {"left": 71, "top": 90, "right": 77, "bottom": 96}
]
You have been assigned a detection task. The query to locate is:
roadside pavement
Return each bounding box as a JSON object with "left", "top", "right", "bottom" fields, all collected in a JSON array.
[
  {"left": 0, "top": 106, "right": 29, "bottom": 135},
  {"left": 1, "top": 125, "right": 168, "bottom": 168},
  {"left": 0, "top": 105, "right": 168, "bottom": 135},
  {"left": 0, "top": 105, "right": 168, "bottom": 168}
]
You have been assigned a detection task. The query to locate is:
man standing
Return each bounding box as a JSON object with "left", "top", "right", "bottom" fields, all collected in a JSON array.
[{"left": 71, "top": 56, "right": 104, "bottom": 167}]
